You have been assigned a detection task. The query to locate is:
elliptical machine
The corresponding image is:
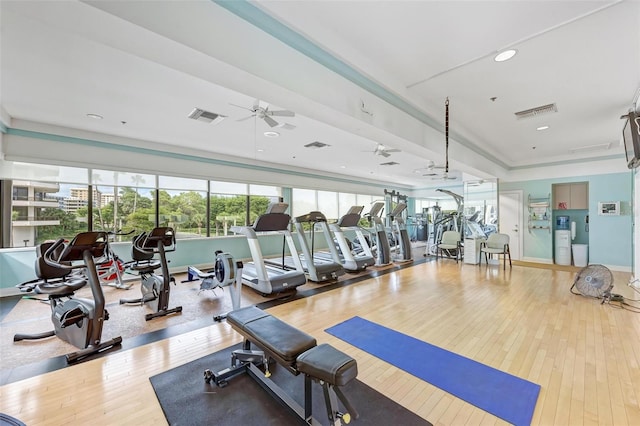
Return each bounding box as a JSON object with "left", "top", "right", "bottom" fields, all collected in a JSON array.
[
  {"left": 119, "top": 227, "right": 182, "bottom": 321},
  {"left": 14, "top": 232, "right": 123, "bottom": 363}
]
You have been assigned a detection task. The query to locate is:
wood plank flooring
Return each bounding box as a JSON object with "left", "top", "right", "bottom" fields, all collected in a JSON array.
[{"left": 1, "top": 260, "right": 639, "bottom": 425}]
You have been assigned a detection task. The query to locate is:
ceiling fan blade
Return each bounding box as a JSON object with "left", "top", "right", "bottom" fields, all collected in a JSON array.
[
  {"left": 263, "top": 115, "right": 279, "bottom": 127},
  {"left": 268, "top": 110, "right": 295, "bottom": 117},
  {"left": 379, "top": 151, "right": 391, "bottom": 158},
  {"left": 385, "top": 149, "right": 401, "bottom": 153},
  {"left": 229, "top": 102, "right": 253, "bottom": 112},
  {"left": 236, "top": 114, "right": 255, "bottom": 122}
]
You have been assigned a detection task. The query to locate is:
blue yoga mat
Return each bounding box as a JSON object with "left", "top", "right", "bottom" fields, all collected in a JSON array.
[{"left": 326, "top": 317, "right": 540, "bottom": 426}]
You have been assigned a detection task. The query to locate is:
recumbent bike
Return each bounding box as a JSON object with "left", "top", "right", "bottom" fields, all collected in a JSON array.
[
  {"left": 119, "top": 227, "right": 182, "bottom": 321},
  {"left": 14, "top": 232, "right": 122, "bottom": 363}
]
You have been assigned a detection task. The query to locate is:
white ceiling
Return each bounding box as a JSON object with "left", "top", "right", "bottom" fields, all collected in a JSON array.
[{"left": 1, "top": 0, "right": 638, "bottom": 189}]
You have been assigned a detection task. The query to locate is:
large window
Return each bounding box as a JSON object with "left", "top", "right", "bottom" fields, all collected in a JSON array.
[
  {"left": 317, "top": 191, "right": 339, "bottom": 221},
  {"left": 209, "top": 182, "right": 280, "bottom": 235},
  {"left": 291, "top": 188, "right": 378, "bottom": 227},
  {"left": 249, "top": 184, "right": 280, "bottom": 224},
  {"left": 158, "top": 176, "right": 208, "bottom": 239},
  {"left": 210, "top": 181, "right": 247, "bottom": 236},
  {"left": 3, "top": 163, "right": 90, "bottom": 247},
  {"left": 11, "top": 181, "right": 90, "bottom": 247},
  {"left": 338, "top": 193, "right": 357, "bottom": 217},
  {"left": 292, "top": 188, "right": 316, "bottom": 218},
  {"left": 91, "top": 170, "right": 156, "bottom": 240},
  {"left": 2, "top": 160, "right": 382, "bottom": 248}
]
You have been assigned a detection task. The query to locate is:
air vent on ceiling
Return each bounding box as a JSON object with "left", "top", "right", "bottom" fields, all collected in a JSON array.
[
  {"left": 188, "top": 108, "right": 226, "bottom": 124},
  {"left": 514, "top": 103, "right": 558, "bottom": 120},
  {"left": 304, "top": 141, "right": 331, "bottom": 149},
  {"left": 568, "top": 142, "right": 612, "bottom": 154},
  {"left": 380, "top": 161, "right": 399, "bottom": 166}
]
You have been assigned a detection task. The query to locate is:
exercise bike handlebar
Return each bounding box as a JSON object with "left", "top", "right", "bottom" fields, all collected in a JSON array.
[
  {"left": 42, "top": 238, "right": 69, "bottom": 269},
  {"left": 133, "top": 227, "right": 176, "bottom": 254},
  {"left": 43, "top": 232, "right": 109, "bottom": 270},
  {"left": 107, "top": 229, "right": 136, "bottom": 236}
]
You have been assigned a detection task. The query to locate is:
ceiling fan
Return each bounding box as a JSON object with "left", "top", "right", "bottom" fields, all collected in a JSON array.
[
  {"left": 231, "top": 99, "right": 296, "bottom": 129},
  {"left": 414, "top": 160, "right": 447, "bottom": 176},
  {"left": 365, "top": 143, "right": 401, "bottom": 158}
]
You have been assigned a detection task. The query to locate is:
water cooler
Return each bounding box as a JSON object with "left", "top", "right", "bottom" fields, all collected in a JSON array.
[{"left": 554, "top": 215, "right": 574, "bottom": 266}]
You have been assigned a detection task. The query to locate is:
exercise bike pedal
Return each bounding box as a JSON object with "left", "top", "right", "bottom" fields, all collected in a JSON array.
[
  {"left": 338, "top": 412, "right": 351, "bottom": 424},
  {"left": 204, "top": 369, "right": 214, "bottom": 384}
]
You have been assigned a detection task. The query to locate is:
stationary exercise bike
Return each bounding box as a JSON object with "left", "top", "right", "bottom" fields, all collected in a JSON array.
[
  {"left": 13, "top": 232, "right": 123, "bottom": 363},
  {"left": 119, "top": 227, "right": 182, "bottom": 321}
]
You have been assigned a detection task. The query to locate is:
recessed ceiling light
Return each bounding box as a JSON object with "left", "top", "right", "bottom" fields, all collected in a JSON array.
[
  {"left": 86, "top": 113, "right": 103, "bottom": 120},
  {"left": 264, "top": 131, "right": 280, "bottom": 138},
  {"left": 536, "top": 125, "right": 550, "bottom": 131},
  {"left": 494, "top": 49, "right": 517, "bottom": 62},
  {"left": 257, "top": 148, "right": 264, "bottom": 152},
  {"left": 340, "top": 165, "right": 346, "bottom": 169}
]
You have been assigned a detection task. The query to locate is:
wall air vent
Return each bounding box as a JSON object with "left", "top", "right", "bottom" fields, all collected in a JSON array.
[
  {"left": 380, "top": 161, "right": 399, "bottom": 166},
  {"left": 514, "top": 103, "right": 558, "bottom": 120},
  {"left": 188, "top": 108, "right": 226, "bottom": 124},
  {"left": 304, "top": 141, "right": 330, "bottom": 149}
]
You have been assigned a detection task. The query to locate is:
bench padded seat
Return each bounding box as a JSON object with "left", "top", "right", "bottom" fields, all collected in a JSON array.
[
  {"left": 227, "top": 306, "right": 316, "bottom": 364},
  {"left": 297, "top": 343, "right": 358, "bottom": 386}
]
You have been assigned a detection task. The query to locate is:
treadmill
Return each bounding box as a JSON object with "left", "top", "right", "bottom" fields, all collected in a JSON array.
[
  {"left": 389, "top": 202, "right": 413, "bottom": 262},
  {"left": 324, "top": 206, "right": 375, "bottom": 272},
  {"left": 285, "top": 211, "right": 345, "bottom": 282},
  {"left": 231, "top": 203, "right": 306, "bottom": 295}
]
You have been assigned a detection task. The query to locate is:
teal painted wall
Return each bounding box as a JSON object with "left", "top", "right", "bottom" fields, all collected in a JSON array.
[{"left": 501, "top": 172, "right": 633, "bottom": 267}]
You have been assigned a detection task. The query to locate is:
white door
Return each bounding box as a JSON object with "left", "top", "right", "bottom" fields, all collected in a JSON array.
[{"left": 499, "top": 190, "right": 522, "bottom": 260}]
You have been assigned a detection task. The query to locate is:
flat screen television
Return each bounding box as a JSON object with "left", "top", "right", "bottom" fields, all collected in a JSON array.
[{"left": 623, "top": 110, "right": 640, "bottom": 169}]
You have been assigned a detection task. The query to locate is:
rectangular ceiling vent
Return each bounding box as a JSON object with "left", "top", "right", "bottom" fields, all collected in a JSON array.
[
  {"left": 188, "top": 108, "right": 226, "bottom": 124},
  {"left": 380, "top": 161, "right": 399, "bottom": 166},
  {"left": 514, "top": 103, "right": 558, "bottom": 120},
  {"left": 304, "top": 141, "right": 330, "bottom": 149},
  {"left": 568, "top": 142, "right": 612, "bottom": 154}
]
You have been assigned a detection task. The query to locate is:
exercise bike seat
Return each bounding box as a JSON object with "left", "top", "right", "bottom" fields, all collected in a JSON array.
[
  {"left": 129, "top": 260, "right": 161, "bottom": 274},
  {"left": 34, "top": 277, "right": 87, "bottom": 296}
]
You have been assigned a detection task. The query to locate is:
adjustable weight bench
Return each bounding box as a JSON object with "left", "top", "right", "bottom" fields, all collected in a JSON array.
[{"left": 204, "top": 306, "right": 358, "bottom": 425}]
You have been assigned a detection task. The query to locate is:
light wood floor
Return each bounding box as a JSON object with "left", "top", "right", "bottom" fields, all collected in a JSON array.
[{"left": 1, "top": 260, "right": 639, "bottom": 426}]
